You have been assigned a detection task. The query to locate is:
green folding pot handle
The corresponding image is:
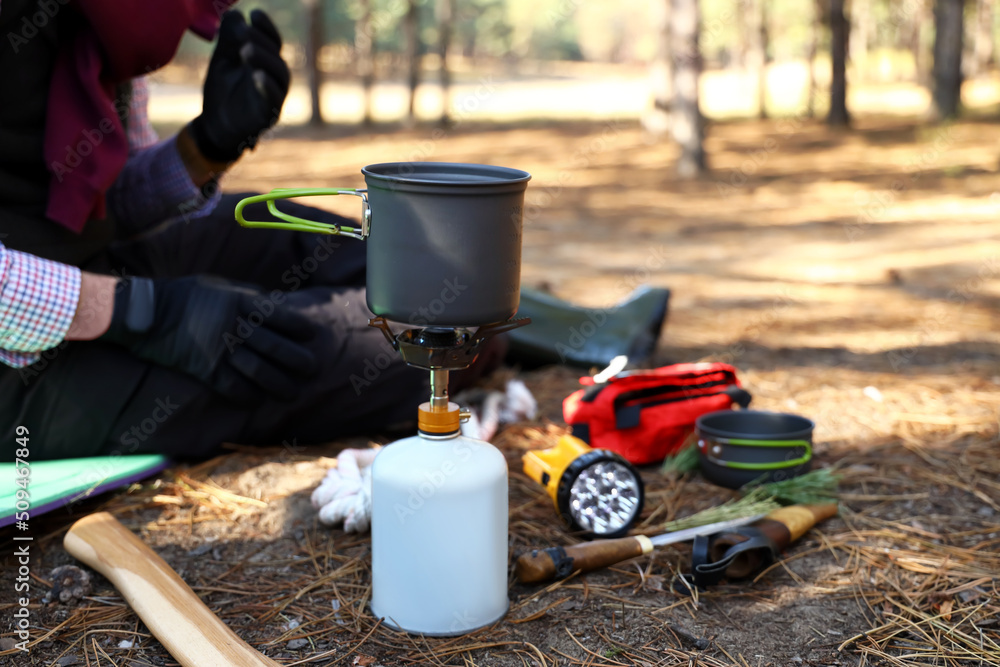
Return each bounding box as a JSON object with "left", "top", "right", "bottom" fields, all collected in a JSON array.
[
  {"left": 702, "top": 438, "right": 812, "bottom": 470},
  {"left": 234, "top": 188, "right": 371, "bottom": 240}
]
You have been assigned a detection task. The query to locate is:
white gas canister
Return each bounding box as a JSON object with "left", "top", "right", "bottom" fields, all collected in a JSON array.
[{"left": 370, "top": 428, "right": 509, "bottom": 635}]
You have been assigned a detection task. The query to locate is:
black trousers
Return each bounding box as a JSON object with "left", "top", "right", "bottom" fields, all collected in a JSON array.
[{"left": 0, "top": 194, "right": 429, "bottom": 460}]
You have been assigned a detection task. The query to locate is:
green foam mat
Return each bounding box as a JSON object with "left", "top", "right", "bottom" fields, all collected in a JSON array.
[{"left": 1, "top": 455, "right": 170, "bottom": 527}]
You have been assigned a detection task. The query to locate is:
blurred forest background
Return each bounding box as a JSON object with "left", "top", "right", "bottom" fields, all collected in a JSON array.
[
  {"left": 155, "top": 0, "right": 1000, "bottom": 178},
  {"left": 26, "top": 6, "right": 1000, "bottom": 665}
]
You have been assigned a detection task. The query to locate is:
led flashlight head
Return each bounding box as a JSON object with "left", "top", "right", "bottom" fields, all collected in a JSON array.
[{"left": 523, "top": 435, "right": 644, "bottom": 538}]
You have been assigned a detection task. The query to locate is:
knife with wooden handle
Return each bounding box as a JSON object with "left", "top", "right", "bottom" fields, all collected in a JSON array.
[
  {"left": 64, "top": 512, "right": 280, "bottom": 667},
  {"left": 515, "top": 514, "right": 767, "bottom": 584}
]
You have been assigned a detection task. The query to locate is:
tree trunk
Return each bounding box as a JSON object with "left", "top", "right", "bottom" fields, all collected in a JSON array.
[
  {"left": 669, "top": 0, "right": 706, "bottom": 177},
  {"left": 642, "top": 0, "right": 672, "bottom": 137},
  {"left": 404, "top": 0, "right": 420, "bottom": 125},
  {"left": 355, "top": 0, "right": 375, "bottom": 126},
  {"left": 304, "top": 0, "right": 324, "bottom": 126},
  {"left": 850, "top": 0, "right": 870, "bottom": 82},
  {"left": 436, "top": 0, "right": 454, "bottom": 126},
  {"left": 759, "top": 0, "right": 769, "bottom": 118},
  {"left": 746, "top": 0, "right": 767, "bottom": 118},
  {"left": 827, "top": 0, "right": 850, "bottom": 126},
  {"left": 912, "top": 0, "right": 933, "bottom": 86},
  {"left": 806, "top": 0, "right": 820, "bottom": 117},
  {"left": 972, "top": 0, "right": 994, "bottom": 78},
  {"left": 735, "top": 1, "right": 748, "bottom": 69},
  {"left": 931, "top": 0, "right": 965, "bottom": 120}
]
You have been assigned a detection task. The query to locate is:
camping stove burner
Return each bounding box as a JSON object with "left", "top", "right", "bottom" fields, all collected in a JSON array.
[
  {"left": 368, "top": 316, "right": 529, "bottom": 371},
  {"left": 412, "top": 327, "right": 465, "bottom": 348}
]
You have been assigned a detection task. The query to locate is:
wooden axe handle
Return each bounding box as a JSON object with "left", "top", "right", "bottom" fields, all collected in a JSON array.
[{"left": 64, "top": 512, "right": 280, "bottom": 667}]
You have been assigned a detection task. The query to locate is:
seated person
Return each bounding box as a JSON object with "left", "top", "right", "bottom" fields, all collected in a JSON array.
[
  {"left": 0, "top": 0, "right": 668, "bottom": 462},
  {"left": 0, "top": 1, "right": 430, "bottom": 461}
]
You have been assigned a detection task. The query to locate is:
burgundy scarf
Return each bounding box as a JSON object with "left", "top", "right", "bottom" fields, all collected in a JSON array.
[{"left": 44, "top": 0, "right": 235, "bottom": 233}]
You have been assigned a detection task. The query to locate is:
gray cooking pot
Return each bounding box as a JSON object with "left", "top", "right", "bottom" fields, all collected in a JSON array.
[
  {"left": 695, "top": 410, "right": 814, "bottom": 489},
  {"left": 234, "top": 162, "right": 531, "bottom": 326}
]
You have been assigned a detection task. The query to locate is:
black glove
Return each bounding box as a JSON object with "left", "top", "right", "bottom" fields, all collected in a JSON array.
[
  {"left": 189, "top": 10, "right": 290, "bottom": 163},
  {"left": 100, "top": 276, "right": 318, "bottom": 404}
]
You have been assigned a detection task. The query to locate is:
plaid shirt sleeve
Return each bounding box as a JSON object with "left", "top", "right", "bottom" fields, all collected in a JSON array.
[
  {"left": 107, "top": 77, "right": 221, "bottom": 233},
  {"left": 0, "top": 243, "right": 82, "bottom": 368}
]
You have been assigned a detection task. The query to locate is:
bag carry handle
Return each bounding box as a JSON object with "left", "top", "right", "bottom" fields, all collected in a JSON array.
[
  {"left": 722, "top": 385, "right": 752, "bottom": 408},
  {"left": 613, "top": 384, "right": 752, "bottom": 430},
  {"left": 234, "top": 188, "right": 371, "bottom": 240}
]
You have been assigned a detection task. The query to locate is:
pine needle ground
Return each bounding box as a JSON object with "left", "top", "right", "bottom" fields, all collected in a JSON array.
[{"left": 3, "top": 116, "right": 1000, "bottom": 666}]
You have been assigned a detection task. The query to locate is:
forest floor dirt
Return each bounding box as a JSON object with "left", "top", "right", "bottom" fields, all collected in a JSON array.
[{"left": 2, "top": 113, "right": 1000, "bottom": 666}]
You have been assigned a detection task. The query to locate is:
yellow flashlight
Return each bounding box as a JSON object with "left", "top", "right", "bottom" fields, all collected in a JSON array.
[{"left": 523, "top": 435, "right": 645, "bottom": 538}]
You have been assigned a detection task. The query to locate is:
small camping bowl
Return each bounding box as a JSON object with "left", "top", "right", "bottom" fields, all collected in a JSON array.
[{"left": 695, "top": 410, "right": 814, "bottom": 489}]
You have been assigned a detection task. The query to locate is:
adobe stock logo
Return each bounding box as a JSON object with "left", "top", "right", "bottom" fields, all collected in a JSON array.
[
  {"left": 408, "top": 277, "right": 469, "bottom": 326},
  {"left": 348, "top": 350, "right": 398, "bottom": 396},
  {"left": 7, "top": 0, "right": 70, "bottom": 53},
  {"left": 393, "top": 440, "right": 473, "bottom": 524},
  {"left": 119, "top": 397, "right": 180, "bottom": 449}
]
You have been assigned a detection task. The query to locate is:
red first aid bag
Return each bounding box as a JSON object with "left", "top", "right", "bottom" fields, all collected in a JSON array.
[{"left": 562, "top": 362, "right": 751, "bottom": 465}]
